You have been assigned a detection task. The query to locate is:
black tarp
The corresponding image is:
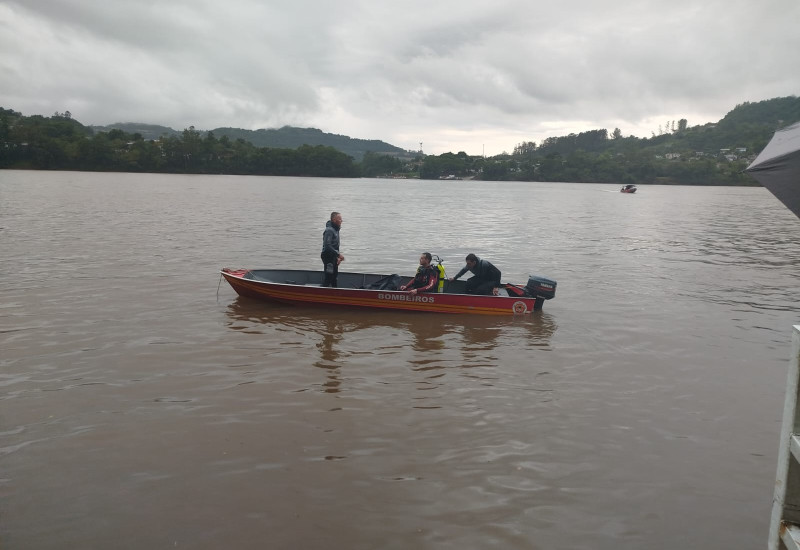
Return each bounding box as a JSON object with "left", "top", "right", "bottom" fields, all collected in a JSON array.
[{"left": 745, "top": 120, "right": 800, "bottom": 219}]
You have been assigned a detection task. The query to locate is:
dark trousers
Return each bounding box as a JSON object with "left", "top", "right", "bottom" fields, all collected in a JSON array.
[
  {"left": 321, "top": 251, "right": 339, "bottom": 287},
  {"left": 466, "top": 277, "right": 497, "bottom": 295}
]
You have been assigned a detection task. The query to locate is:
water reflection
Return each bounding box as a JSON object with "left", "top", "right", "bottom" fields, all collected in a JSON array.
[
  {"left": 315, "top": 317, "right": 346, "bottom": 394},
  {"left": 225, "top": 298, "right": 556, "bottom": 347},
  {"left": 7, "top": 173, "right": 796, "bottom": 550},
  {"left": 225, "top": 298, "right": 557, "bottom": 396}
]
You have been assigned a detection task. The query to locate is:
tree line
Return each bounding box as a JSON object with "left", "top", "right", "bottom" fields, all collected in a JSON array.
[
  {"left": 417, "top": 96, "right": 799, "bottom": 186},
  {"left": 0, "top": 110, "right": 359, "bottom": 177},
  {"left": 2, "top": 95, "right": 799, "bottom": 185}
]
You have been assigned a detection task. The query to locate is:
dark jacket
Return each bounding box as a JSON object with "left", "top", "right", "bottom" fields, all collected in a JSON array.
[
  {"left": 321, "top": 220, "right": 341, "bottom": 256},
  {"left": 453, "top": 257, "right": 501, "bottom": 284},
  {"left": 402, "top": 265, "right": 438, "bottom": 292}
]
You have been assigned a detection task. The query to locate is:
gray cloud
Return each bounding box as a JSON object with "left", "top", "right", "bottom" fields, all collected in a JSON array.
[{"left": 1, "top": 0, "right": 798, "bottom": 155}]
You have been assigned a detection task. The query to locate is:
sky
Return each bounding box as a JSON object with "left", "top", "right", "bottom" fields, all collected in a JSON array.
[{"left": 1, "top": 0, "right": 798, "bottom": 156}]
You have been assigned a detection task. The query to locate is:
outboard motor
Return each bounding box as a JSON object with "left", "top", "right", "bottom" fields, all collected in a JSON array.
[{"left": 526, "top": 275, "right": 557, "bottom": 300}]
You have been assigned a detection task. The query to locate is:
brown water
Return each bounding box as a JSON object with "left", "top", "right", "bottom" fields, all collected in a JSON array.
[{"left": 2, "top": 170, "right": 799, "bottom": 549}]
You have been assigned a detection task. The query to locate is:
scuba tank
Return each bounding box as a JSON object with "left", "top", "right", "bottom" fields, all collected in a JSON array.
[{"left": 432, "top": 255, "right": 446, "bottom": 293}]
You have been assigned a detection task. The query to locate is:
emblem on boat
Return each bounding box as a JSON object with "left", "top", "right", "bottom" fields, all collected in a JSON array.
[{"left": 512, "top": 301, "right": 528, "bottom": 314}]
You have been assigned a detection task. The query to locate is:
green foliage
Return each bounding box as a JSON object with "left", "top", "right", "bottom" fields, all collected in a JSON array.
[
  {"left": 2, "top": 95, "right": 798, "bottom": 185},
  {"left": 361, "top": 152, "right": 405, "bottom": 177},
  {"left": 421, "top": 151, "right": 479, "bottom": 179},
  {"left": 174, "top": 125, "right": 402, "bottom": 161},
  {"left": 89, "top": 122, "right": 179, "bottom": 140},
  {"left": 470, "top": 95, "right": 799, "bottom": 186},
  {"left": 0, "top": 110, "right": 359, "bottom": 177}
]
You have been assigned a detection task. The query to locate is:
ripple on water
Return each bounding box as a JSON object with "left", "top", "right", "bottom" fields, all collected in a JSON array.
[{"left": 0, "top": 174, "right": 793, "bottom": 550}]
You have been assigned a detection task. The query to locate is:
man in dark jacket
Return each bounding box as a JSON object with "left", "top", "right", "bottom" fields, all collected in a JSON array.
[
  {"left": 449, "top": 253, "right": 501, "bottom": 295},
  {"left": 321, "top": 212, "right": 344, "bottom": 287},
  {"left": 400, "top": 252, "right": 438, "bottom": 295}
]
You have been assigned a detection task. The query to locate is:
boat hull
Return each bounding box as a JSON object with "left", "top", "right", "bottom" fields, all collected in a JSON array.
[{"left": 221, "top": 268, "right": 546, "bottom": 315}]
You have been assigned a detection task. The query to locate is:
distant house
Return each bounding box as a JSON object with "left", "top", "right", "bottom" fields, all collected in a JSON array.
[
  {"left": 724, "top": 154, "right": 738, "bottom": 161},
  {"left": 665, "top": 153, "right": 681, "bottom": 160},
  {"left": 736, "top": 147, "right": 747, "bottom": 153}
]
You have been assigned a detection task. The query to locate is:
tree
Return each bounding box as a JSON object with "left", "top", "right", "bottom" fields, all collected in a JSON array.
[
  {"left": 361, "top": 152, "right": 403, "bottom": 177},
  {"left": 2, "top": 95, "right": 798, "bottom": 184},
  {"left": 513, "top": 141, "right": 536, "bottom": 156},
  {"left": 482, "top": 160, "right": 508, "bottom": 180}
]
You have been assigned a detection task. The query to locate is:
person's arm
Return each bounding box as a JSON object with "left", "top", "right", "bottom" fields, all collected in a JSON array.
[
  {"left": 399, "top": 276, "right": 415, "bottom": 291},
  {"left": 450, "top": 265, "right": 468, "bottom": 281},
  {"left": 407, "top": 270, "right": 437, "bottom": 294}
]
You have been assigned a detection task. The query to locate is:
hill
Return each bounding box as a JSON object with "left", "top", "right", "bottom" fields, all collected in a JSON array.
[
  {"left": 89, "top": 122, "right": 405, "bottom": 161},
  {"left": 5, "top": 96, "right": 799, "bottom": 183},
  {"left": 210, "top": 126, "right": 406, "bottom": 161},
  {"left": 89, "top": 122, "right": 180, "bottom": 140},
  {"left": 422, "top": 96, "right": 800, "bottom": 184}
]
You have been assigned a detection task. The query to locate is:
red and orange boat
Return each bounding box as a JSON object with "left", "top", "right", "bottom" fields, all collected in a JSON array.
[{"left": 220, "top": 268, "right": 556, "bottom": 315}]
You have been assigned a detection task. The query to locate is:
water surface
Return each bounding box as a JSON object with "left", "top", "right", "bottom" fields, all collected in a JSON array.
[{"left": 2, "top": 170, "right": 799, "bottom": 549}]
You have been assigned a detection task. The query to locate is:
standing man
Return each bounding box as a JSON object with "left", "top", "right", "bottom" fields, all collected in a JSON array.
[
  {"left": 449, "top": 253, "right": 501, "bottom": 295},
  {"left": 400, "top": 252, "right": 439, "bottom": 295},
  {"left": 321, "top": 212, "right": 344, "bottom": 287}
]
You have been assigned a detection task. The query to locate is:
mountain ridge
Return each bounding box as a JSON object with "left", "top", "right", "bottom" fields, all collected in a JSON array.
[{"left": 88, "top": 122, "right": 408, "bottom": 161}]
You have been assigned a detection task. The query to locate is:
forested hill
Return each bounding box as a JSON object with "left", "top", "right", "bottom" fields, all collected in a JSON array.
[
  {"left": 476, "top": 95, "right": 800, "bottom": 185},
  {"left": 719, "top": 96, "right": 800, "bottom": 128},
  {"left": 89, "top": 122, "right": 180, "bottom": 141},
  {"left": 89, "top": 123, "right": 405, "bottom": 161},
  {"left": 210, "top": 127, "right": 405, "bottom": 161},
  {"left": 3, "top": 95, "right": 799, "bottom": 183}
]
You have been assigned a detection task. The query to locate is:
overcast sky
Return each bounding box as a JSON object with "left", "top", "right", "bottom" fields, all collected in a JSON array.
[{"left": 1, "top": 0, "right": 798, "bottom": 155}]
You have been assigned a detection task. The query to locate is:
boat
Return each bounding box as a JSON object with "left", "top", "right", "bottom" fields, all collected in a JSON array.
[
  {"left": 620, "top": 184, "right": 637, "bottom": 193},
  {"left": 747, "top": 120, "right": 800, "bottom": 548},
  {"left": 745, "top": 119, "right": 800, "bottom": 219},
  {"left": 220, "top": 268, "right": 556, "bottom": 315}
]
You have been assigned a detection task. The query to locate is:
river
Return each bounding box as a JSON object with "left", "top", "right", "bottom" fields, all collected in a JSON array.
[{"left": 2, "top": 170, "right": 799, "bottom": 549}]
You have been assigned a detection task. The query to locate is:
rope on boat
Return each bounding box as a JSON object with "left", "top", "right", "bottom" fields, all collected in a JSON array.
[{"left": 216, "top": 273, "right": 223, "bottom": 301}]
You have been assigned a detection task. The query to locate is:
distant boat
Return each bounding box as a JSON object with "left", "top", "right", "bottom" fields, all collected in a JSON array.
[
  {"left": 620, "top": 184, "right": 637, "bottom": 193},
  {"left": 220, "top": 268, "right": 557, "bottom": 315}
]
